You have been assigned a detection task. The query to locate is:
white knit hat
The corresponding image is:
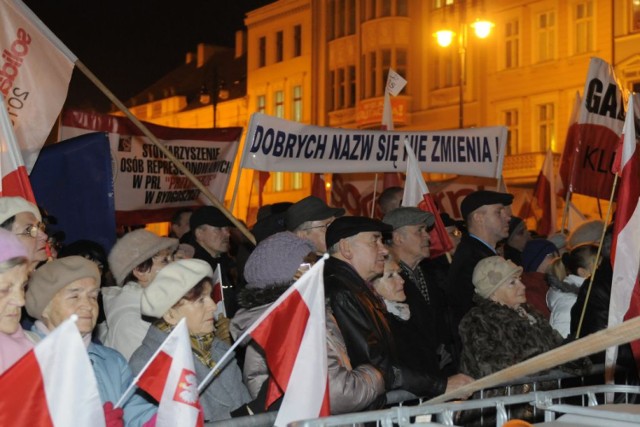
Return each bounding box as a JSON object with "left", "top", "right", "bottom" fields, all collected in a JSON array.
[
  {"left": 141, "top": 259, "right": 213, "bottom": 318},
  {"left": 0, "top": 196, "right": 41, "bottom": 225}
]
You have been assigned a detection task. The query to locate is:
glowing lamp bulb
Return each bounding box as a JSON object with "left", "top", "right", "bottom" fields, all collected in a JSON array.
[{"left": 434, "top": 30, "right": 455, "bottom": 47}]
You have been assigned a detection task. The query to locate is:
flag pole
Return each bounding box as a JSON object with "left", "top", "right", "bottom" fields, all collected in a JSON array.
[
  {"left": 114, "top": 319, "right": 187, "bottom": 408},
  {"left": 427, "top": 315, "right": 640, "bottom": 404},
  {"left": 561, "top": 190, "right": 572, "bottom": 232},
  {"left": 371, "top": 174, "right": 379, "bottom": 218},
  {"left": 574, "top": 173, "right": 619, "bottom": 339}
]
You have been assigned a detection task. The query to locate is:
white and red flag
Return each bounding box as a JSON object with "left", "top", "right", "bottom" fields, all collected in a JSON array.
[
  {"left": 0, "top": 316, "right": 105, "bottom": 426},
  {"left": 559, "top": 58, "right": 627, "bottom": 199},
  {"left": 212, "top": 264, "right": 226, "bottom": 320},
  {"left": 607, "top": 94, "right": 640, "bottom": 369},
  {"left": 0, "top": 93, "right": 35, "bottom": 201},
  {"left": 402, "top": 140, "right": 453, "bottom": 258},
  {"left": 0, "top": 0, "right": 76, "bottom": 172},
  {"left": 133, "top": 319, "right": 203, "bottom": 427},
  {"left": 532, "top": 150, "right": 557, "bottom": 236},
  {"left": 381, "top": 69, "right": 407, "bottom": 188},
  {"left": 200, "top": 256, "right": 330, "bottom": 426}
]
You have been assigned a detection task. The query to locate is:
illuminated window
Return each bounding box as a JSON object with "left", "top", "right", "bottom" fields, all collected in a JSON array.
[
  {"left": 293, "top": 85, "right": 303, "bottom": 121},
  {"left": 274, "top": 90, "right": 284, "bottom": 118},
  {"left": 537, "top": 103, "right": 555, "bottom": 152},
  {"left": 257, "top": 95, "right": 266, "bottom": 113},
  {"left": 271, "top": 172, "right": 284, "bottom": 192},
  {"left": 535, "top": 11, "right": 555, "bottom": 62},
  {"left": 294, "top": 25, "right": 302, "bottom": 56},
  {"left": 575, "top": 1, "right": 594, "bottom": 54},
  {"left": 258, "top": 36, "right": 266, "bottom": 67},
  {"left": 292, "top": 173, "right": 303, "bottom": 190},
  {"left": 633, "top": 0, "right": 640, "bottom": 32},
  {"left": 276, "top": 31, "right": 283, "bottom": 62},
  {"left": 503, "top": 109, "right": 520, "bottom": 155},
  {"left": 505, "top": 19, "right": 520, "bottom": 68},
  {"left": 433, "top": 0, "right": 454, "bottom": 9}
]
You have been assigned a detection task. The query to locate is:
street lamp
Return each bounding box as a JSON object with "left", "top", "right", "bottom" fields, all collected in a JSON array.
[
  {"left": 199, "top": 67, "right": 229, "bottom": 128},
  {"left": 434, "top": 15, "right": 494, "bottom": 128}
]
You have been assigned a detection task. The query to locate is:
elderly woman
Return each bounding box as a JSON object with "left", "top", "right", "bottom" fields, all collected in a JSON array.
[
  {"left": 0, "top": 228, "right": 36, "bottom": 373},
  {"left": 231, "top": 231, "right": 386, "bottom": 414},
  {"left": 129, "top": 259, "right": 251, "bottom": 422},
  {"left": 25, "top": 256, "right": 156, "bottom": 427},
  {"left": 459, "top": 256, "right": 564, "bottom": 378},
  {"left": 372, "top": 256, "right": 473, "bottom": 397}
]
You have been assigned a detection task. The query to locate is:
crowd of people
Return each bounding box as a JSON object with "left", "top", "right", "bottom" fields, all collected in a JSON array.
[{"left": 0, "top": 189, "right": 633, "bottom": 426}]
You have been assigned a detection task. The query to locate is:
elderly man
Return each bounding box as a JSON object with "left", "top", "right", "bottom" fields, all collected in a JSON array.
[
  {"left": 190, "top": 206, "right": 238, "bottom": 316},
  {"left": 446, "top": 190, "right": 513, "bottom": 359},
  {"left": 0, "top": 196, "right": 49, "bottom": 270},
  {"left": 377, "top": 186, "right": 403, "bottom": 217},
  {"left": 324, "top": 216, "right": 473, "bottom": 401},
  {"left": 383, "top": 207, "right": 454, "bottom": 373},
  {"left": 25, "top": 256, "right": 156, "bottom": 426},
  {"left": 286, "top": 196, "right": 345, "bottom": 254}
]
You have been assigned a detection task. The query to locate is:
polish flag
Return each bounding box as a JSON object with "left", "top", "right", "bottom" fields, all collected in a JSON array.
[
  {"left": 0, "top": 94, "right": 35, "bottom": 202},
  {"left": 212, "top": 264, "right": 226, "bottom": 320},
  {"left": 532, "top": 150, "right": 557, "bottom": 236},
  {"left": 135, "top": 319, "right": 203, "bottom": 427},
  {"left": 607, "top": 94, "right": 640, "bottom": 370},
  {"left": 0, "top": 0, "right": 76, "bottom": 172},
  {"left": 311, "top": 173, "right": 327, "bottom": 203},
  {"left": 0, "top": 317, "right": 105, "bottom": 426},
  {"left": 229, "top": 256, "right": 330, "bottom": 426},
  {"left": 402, "top": 140, "right": 453, "bottom": 258}
]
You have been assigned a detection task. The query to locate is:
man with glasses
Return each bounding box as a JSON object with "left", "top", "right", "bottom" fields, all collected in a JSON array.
[
  {"left": 101, "top": 229, "right": 178, "bottom": 359},
  {"left": 286, "top": 196, "right": 345, "bottom": 255},
  {"left": 0, "top": 196, "right": 49, "bottom": 271}
]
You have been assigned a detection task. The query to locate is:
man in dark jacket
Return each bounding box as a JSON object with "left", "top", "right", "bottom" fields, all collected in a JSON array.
[
  {"left": 324, "top": 216, "right": 473, "bottom": 399},
  {"left": 446, "top": 190, "right": 513, "bottom": 361}
]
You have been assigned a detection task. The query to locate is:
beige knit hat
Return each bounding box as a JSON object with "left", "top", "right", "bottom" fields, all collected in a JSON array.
[
  {"left": 108, "top": 229, "right": 178, "bottom": 286},
  {"left": 0, "top": 196, "right": 41, "bottom": 225},
  {"left": 25, "top": 256, "right": 101, "bottom": 320},
  {"left": 567, "top": 220, "right": 604, "bottom": 250},
  {"left": 141, "top": 259, "right": 213, "bottom": 318},
  {"left": 472, "top": 256, "right": 523, "bottom": 299}
]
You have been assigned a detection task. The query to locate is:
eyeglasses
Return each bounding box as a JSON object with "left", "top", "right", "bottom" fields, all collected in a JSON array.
[
  {"left": 15, "top": 222, "right": 46, "bottom": 238},
  {"left": 301, "top": 223, "right": 330, "bottom": 232}
]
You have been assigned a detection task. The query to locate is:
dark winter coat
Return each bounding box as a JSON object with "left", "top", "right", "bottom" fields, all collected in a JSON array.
[{"left": 459, "top": 294, "right": 563, "bottom": 379}]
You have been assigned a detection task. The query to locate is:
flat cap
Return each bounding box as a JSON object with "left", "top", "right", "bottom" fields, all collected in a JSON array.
[
  {"left": 325, "top": 216, "right": 392, "bottom": 249},
  {"left": 383, "top": 207, "right": 435, "bottom": 230},
  {"left": 461, "top": 190, "right": 513, "bottom": 221},
  {"left": 286, "top": 196, "right": 345, "bottom": 231}
]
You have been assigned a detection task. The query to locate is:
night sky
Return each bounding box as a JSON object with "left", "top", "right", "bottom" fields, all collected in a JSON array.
[{"left": 23, "top": 0, "right": 275, "bottom": 111}]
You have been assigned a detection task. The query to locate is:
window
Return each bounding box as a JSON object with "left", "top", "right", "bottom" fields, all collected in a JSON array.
[
  {"left": 364, "top": 0, "right": 409, "bottom": 20},
  {"left": 331, "top": 66, "right": 356, "bottom": 110},
  {"left": 433, "top": 0, "right": 454, "bottom": 9},
  {"left": 536, "top": 103, "right": 555, "bottom": 152},
  {"left": 433, "top": 48, "right": 456, "bottom": 89},
  {"left": 575, "top": 1, "right": 594, "bottom": 54},
  {"left": 274, "top": 90, "right": 284, "bottom": 118},
  {"left": 505, "top": 19, "right": 520, "bottom": 68},
  {"left": 535, "top": 11, "right": 555, "bottom": 62},
  {"left": 503, "top": 109, "right": 520, "bottom": 155},
  {"left": 293, "top": 25, "right": 302, "bottom": 56},
  {"left": 270, "top": 172, "right": 303, "bottom": 192},
  {"left": 363, "top": 48, "right": 407, "bottom": 98},
  {"left": 634, "top": 0, "right": 640, "bottom": 32},
  {"left": 293, "top": 85, "right": 303, "bottom": 121},
  {"left": 257, "top": 95, "right": 266, "bottom": 113},
  {"left": 292, "top": 173, "right": 303, "bottom": 190},
  {"left": 397, "top": 0, "right": 408, "bottom": 16},
  {"left": 271, "top": 172, "right": 284, "bottom": 192},
  {"left": 328, "top": 0, "right": 356, "bottom": 40},
  {"left": 381, "top": 0, "right": 391, "bottom": 16},
  {"left": 258, "top": 36, "right": 266, "bottom": 67},
  {"left": 276, "top": 31, "right": 283, "bottom": 62}
]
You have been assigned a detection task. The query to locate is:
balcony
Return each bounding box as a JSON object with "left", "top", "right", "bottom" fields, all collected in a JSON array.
[{"left": 502, "top": 152, "right": 560, "bottom": 185}]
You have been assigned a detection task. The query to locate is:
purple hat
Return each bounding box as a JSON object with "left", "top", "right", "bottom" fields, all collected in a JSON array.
[{"left": 0, "top": 228, "right": 28, "bottom": 263}]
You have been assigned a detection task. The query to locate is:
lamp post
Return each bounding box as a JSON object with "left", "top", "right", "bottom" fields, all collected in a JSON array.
[
  {"left": 434, "top": 8, "right": 494, "bottom": 129},
  {"left": 199, "top": 66, "right": 229, "bottom": 128}
]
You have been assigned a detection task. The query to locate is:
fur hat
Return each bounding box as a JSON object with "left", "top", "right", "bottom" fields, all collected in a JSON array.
[
  {"left": 522, "top": 239, "right": 558, "bottom": 273},
  {"left": 0, "top": 197, "right": 41, "bottom": 225},
  {"left": 141, "top": 259, "right": 213, "bottom": 318},
  {"left": 244, "top": 232, "right": 315, "bottom": 289},
  {"left": 26, "top": 256, "right": 100, "bottom": 320},
  {"left": 0, "top": 228, "right": 27, "bottom": 263},
  {"left": 108, "top": 229, "right": 178, "bottom": 286},
  {"left": 473, "top": 256, "right": 522, "bottom": 299},
  {"left": 568, "top": 220, "right": 604, "bottom": 249}
]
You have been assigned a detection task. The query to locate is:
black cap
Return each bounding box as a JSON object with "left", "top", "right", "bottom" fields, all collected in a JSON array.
[
  {"left": 286, "top": 196, "right": 345, "bottom": 231},
  {"left": 190, "top": 206, "right": 234, "bottom": 229},
  {"left": 460, "top": 190, "right": 514, "bottom": 221},
  {"left": 325, "top": 216, "right": 392, "bottom": 249}
]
